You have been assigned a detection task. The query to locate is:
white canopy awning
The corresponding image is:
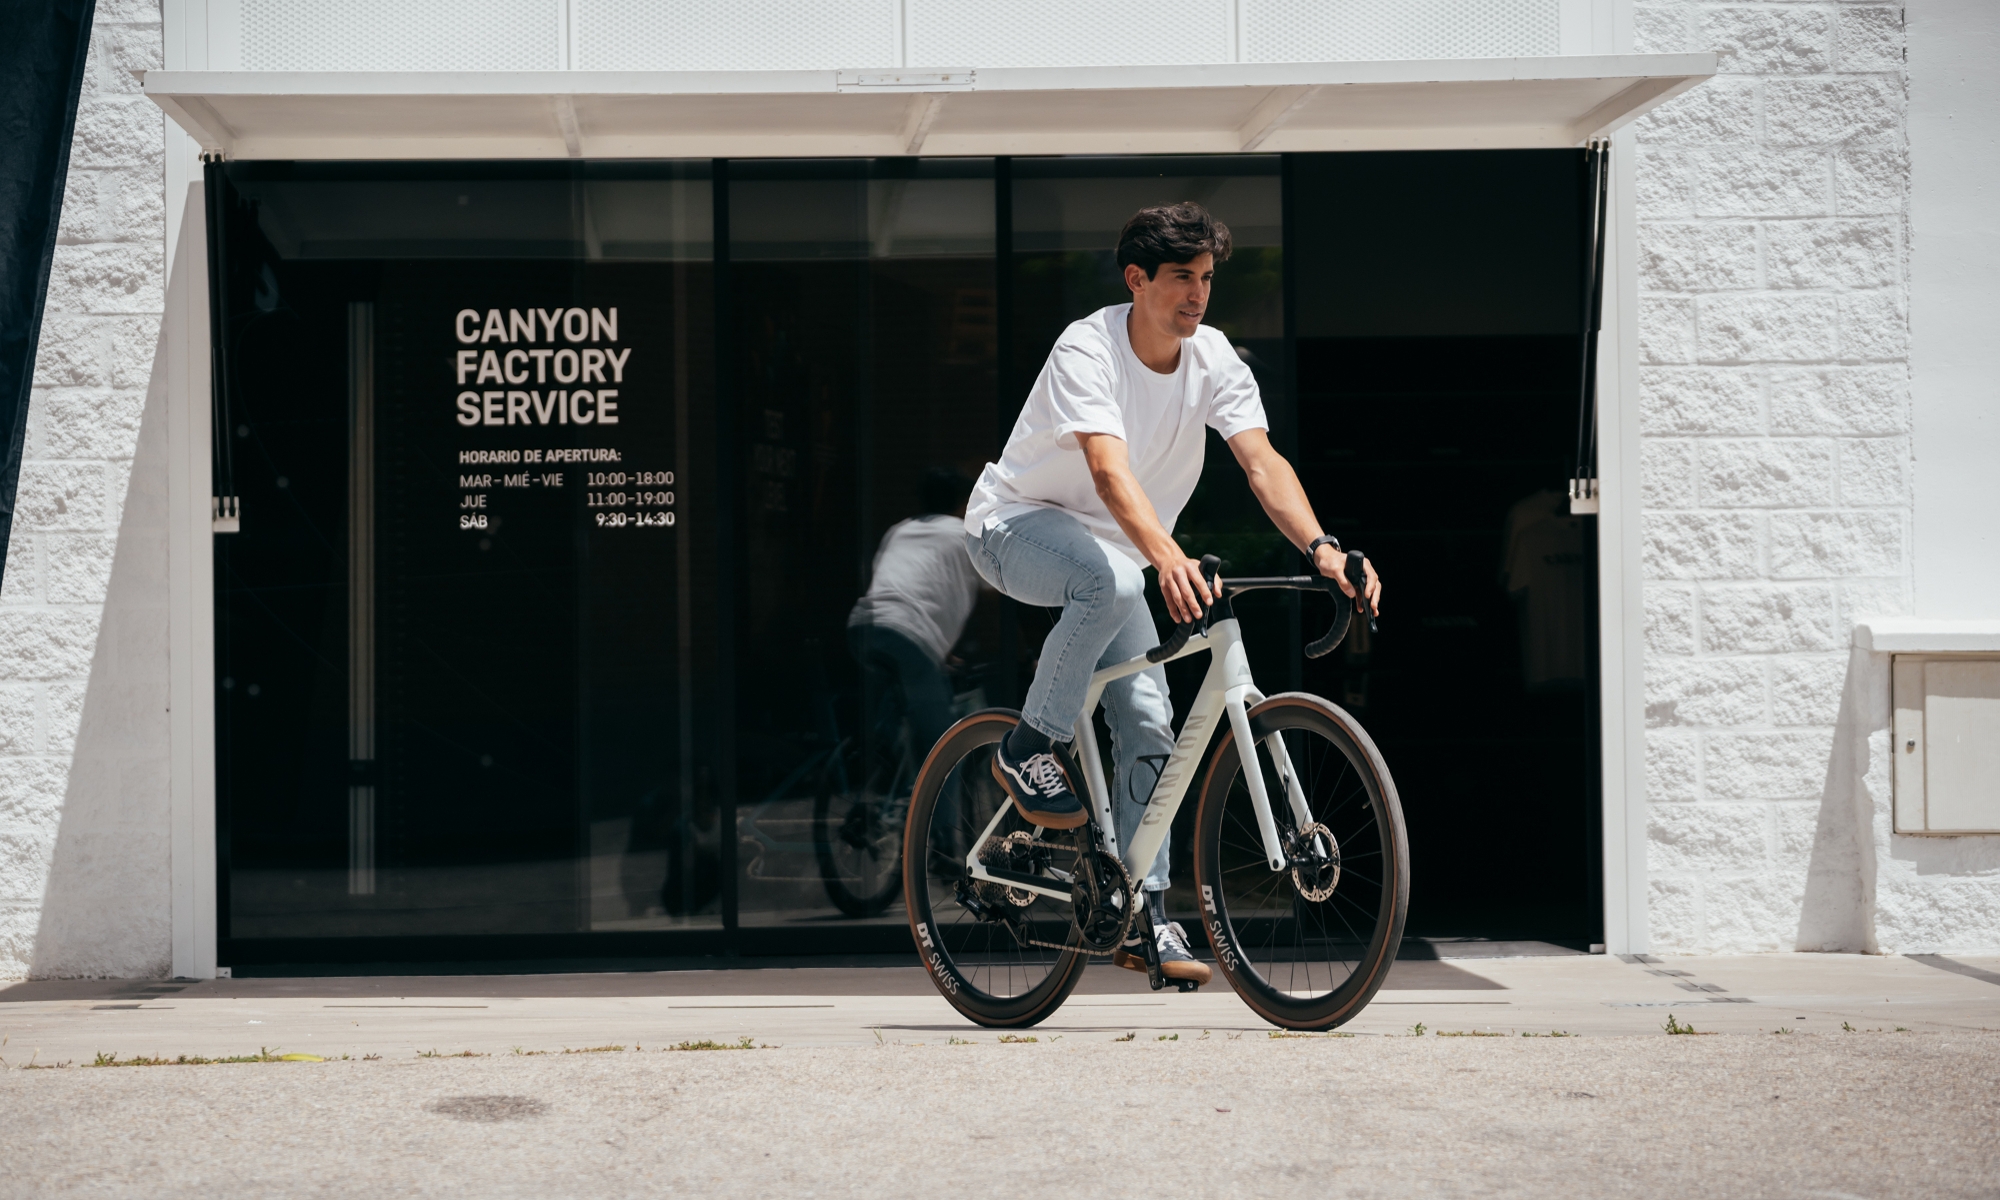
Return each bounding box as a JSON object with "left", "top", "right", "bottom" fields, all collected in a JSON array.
[{"left": 142, "top": 55, "right": 1712, "bottom": 160}]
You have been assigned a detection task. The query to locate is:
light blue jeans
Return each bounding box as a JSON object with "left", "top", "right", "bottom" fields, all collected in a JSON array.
[{"left": 966, "top": 507, "right": 1175, "bottom": 891}]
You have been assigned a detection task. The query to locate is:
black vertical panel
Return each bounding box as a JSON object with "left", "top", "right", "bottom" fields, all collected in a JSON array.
[
  {"left": 711, "top": 159, "right": 739, "bottom": 951},
  {"left": 1290, "top": 149, "right": 1596, "bottom": 943},
  {"left": 1280, "top": 153, "right": 1304, "bottom": 692},
  {"left": 991, "top": 157, "right": 1019, "bottom": 710}
]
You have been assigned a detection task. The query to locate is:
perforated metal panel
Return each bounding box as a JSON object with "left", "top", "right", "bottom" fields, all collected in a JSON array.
[
  {"left": 239, "top": 0, "right": 563, "bottom": 71},
  {"left": 908, "top": 0, "right": 1231, "bottom": 69},
  {"left": 1244, "top": 0, "right": 1560, "bottom": 63},
  {"left": 576, "top": 0, "right": 898, "bottom": 71}
]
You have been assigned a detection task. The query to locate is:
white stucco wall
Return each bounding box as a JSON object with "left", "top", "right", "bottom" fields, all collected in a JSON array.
[
  {"left": 1634, "top": 0, "right": 1999, "bottom": 954},
  {"left": 0, "top": 0, "right": 173, "bottom": 979}
]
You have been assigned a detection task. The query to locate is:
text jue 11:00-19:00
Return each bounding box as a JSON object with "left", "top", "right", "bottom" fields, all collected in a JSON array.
[{"left": 456, "top": 466, "right": 676, "bottom": 530}]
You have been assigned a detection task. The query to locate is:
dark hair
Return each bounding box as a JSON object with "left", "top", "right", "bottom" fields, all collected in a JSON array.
[
  {"left": 1116, "top": 202, "right": 1233, "bottom": 278},
  {"left": 920, "top": 467, "right": 972, "bottom": 515}
]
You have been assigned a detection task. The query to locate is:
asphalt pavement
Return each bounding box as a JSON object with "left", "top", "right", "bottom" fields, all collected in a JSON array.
[{"left": 3, "top": 951, "right": 1995, "bottom": 1198}]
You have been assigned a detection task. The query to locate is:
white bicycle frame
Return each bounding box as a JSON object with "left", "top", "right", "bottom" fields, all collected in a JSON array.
[{"left": 964, "top": 616, "right": 1313, "bottom": 904}]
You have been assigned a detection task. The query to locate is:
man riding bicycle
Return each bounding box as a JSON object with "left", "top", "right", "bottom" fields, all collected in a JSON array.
[{"left": 964, "top": 202, "right": 1382, "bottom": 985}]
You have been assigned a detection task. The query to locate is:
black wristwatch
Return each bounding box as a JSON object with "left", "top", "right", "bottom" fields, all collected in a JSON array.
[{"left": 1307, "top": 534, "right": 1342, "bottom": 564}]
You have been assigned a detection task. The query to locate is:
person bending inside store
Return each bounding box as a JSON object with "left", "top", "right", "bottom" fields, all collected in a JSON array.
[
  {"left": 847, "top": 468, "right": 983, "bottom": 769},
  {"left": 964, "top": 202, "right": 1382, "bottom": 985}
]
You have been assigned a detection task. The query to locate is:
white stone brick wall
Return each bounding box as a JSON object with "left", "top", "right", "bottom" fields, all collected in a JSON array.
[
  {"left": 1633, "top": 1, "right": 1916, "bottom": 953},
  {"left": 0, "top": 0, "right": 171, "bottom": 979}
]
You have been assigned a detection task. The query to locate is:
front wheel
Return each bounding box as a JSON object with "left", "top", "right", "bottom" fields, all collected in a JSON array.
[{"left": 1193, "top": 693, "right": 1408, "bottom": 1030}]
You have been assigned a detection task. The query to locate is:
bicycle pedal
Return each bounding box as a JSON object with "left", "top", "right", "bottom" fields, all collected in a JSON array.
[{"left": 1173, "top": 979, "right": 1200, "bottom": 993}]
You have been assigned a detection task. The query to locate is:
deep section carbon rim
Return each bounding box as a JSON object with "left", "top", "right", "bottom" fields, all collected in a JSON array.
[
  {"left": 1195, "top": 694, "right": 1407, "bottom": 1029},
  {"left": 902, "top": 711, "right": 1087, "bottom": 1027}
]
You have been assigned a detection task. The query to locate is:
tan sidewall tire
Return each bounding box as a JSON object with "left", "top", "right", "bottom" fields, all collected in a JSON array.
[
  {"left": 1193, "top": 692, "right": 1408, "bottom": 1031},
  {"left": 901, "top": 709, "right": 1089, "bottom": 1028}
]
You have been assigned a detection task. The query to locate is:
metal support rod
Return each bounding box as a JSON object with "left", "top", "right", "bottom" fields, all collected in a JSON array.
[{"left": 1572, "top": 138, "right": 1610, "bottom": 512}]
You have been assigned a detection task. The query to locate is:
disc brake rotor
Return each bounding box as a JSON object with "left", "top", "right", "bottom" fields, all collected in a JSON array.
[{"left": 1287, "top": 820, "right": 1341, "bottom": 903}]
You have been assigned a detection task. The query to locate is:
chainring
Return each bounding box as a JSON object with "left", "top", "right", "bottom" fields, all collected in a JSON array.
[{"left": 1070, "top": 849, "right": 1136, "bottom": 955}]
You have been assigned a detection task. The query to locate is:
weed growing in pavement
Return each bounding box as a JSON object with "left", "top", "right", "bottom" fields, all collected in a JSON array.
[
  {"left": 1408, "top": 1023, "right": 1427, "bottom": 1037},
  {"left": 1896, "top": 1026, "right": 1911, "bottom": 1032},
  {"left": 665, "top": 1037, "right": 762, "bottom": 1051},
  {"left": 1156, "top": 1034, "right": 1179, "bottom": 1042},
  {"left": 1113, "top": 1032, "right": 1136, "bottom": 1042},
  {"left": 90, "top": 1047, "right": 319, "bottom": 1067},
  {"left": 1662, "top": 1014, "right": 1712, "bottom": 1036},
  {"left": 362, "top": 1053, "right": 382, "bottom": 1061},
  {"left": 1773, "top": 1027, "right": 1795, "bottom": 1035},
  {"left": 1842, "top": 1021, "right": 1857, "bottom": 1033},
  {"left": 418, "top": 1049, "right": 489, "bottom": 1058},
  {"left": 511, "top": 1047, "right": 546, "bottom": 1056},
  {"left": 997, "top": 1034, "right": 1038, "bottom": 1044},
  {"left": 1197, "top": 1030, "right": 1210, "bottom": 1040},
  {"left": 1519, "top": 1031, "right": 1574, "bottom": 1038},
  {"left": 1436, "top": 1030, "right": 1505, "bottom": 1038},
  {"left": 948, "top": 1037, "right": 976, "bottom": 1045},
  {"left": 872, "top": 1029, "right": 883, "bottom": 1045},
  {"left": 562, "top": 1045, "right": 626, "bottom": 1054}
]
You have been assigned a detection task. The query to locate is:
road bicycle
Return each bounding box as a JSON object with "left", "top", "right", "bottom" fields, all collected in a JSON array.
[{"left": 901, "top": 552, "right": 1407, "bottom": 1031}]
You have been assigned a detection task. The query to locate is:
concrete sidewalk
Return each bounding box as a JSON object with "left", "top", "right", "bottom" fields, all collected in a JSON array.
[
  {"left": 2, "top": 952, "right": 1996, "bottom": 1199},
  {"left": 1, "top": 950, "right": 1995, "bottom": 1062}
]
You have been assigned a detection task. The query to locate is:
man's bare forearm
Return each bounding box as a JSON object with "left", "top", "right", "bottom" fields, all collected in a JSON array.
[
  {"left": 1229, "top": 429, "right": 1327, "bottom": 554},
  {"left": 1078, "top": 433, "right": 1181, "bottom": 567}
]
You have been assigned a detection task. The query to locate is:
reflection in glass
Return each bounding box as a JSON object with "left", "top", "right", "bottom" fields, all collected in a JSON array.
[{"left": 729, "top": 160, "right": 1001, "bottom": 931}]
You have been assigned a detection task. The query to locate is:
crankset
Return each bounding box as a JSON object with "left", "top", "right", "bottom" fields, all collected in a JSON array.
[{"left": 1070, "top": 848, "right": 1136, "bottom": 955}]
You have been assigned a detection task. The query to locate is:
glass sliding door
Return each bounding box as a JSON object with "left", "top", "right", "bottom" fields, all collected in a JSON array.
[
  {"left": 724, "top": 159, "right": 1002, "bottom": 938},
  {"left": 213, "top": 162, "right": 719, "bottom": 956},
  {"left": 1007, "top": 156, "right": 1289, "bottom": 923}
]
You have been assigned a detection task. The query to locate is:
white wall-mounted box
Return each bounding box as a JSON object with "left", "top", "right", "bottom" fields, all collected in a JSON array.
[{"left": 1893, "top": 655, "right": 2000, "bottom": 835}]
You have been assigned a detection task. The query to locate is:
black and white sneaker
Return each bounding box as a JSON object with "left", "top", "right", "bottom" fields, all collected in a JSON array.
[
  {"left": 1114, "top": 920, "right": 1213, "bottom": 986},
  {"left": 991, "top": 739, "right": 1088, "bottom": 830}
]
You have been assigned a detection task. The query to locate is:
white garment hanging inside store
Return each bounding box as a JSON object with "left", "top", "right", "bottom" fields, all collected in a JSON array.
[{"left": 139, "top": 54, "right": 1713, "bottom": 160}]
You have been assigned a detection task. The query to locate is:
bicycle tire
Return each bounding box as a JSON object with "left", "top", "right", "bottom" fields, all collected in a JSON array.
[
  {"left": 1193, "top": 692, "right": 1407, "bottom": 1030},
  {"left": 902, "top": 709, "right": 1089, "bottom": 1028},
  {"left": 814, "top": 736, "right": 910, "bottom": 919}
]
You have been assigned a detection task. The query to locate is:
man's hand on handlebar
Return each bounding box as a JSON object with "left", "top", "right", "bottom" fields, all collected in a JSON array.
[
  {"left": 1154, "top": 552, "right": 1216, "bottom": 626},
  {"left": 1315, "top": 543, "right": 1382, "bottom": 617}
]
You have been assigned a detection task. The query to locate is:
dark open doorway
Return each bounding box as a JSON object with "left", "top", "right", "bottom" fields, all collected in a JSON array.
[{"left": 1289, "top": 150, "right": 1601, "bottom": 944}]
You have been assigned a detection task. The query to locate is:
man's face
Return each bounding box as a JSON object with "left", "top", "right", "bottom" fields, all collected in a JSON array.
[{"left": 1126, "top": 252, "right": 1214, "bottom": 340}]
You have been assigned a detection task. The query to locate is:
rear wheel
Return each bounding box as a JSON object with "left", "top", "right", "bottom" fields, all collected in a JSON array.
[
  {"left": 1193, "top": 693, "right": 1407, "bottom": 1030},
  {"left": 901, "top": 709, "right": 1089, "bottom": 1028}
]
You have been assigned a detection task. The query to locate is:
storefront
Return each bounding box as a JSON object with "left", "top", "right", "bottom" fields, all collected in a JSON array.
[{"left": 132, "top": 56, "right": 1713, "bottom": 972}]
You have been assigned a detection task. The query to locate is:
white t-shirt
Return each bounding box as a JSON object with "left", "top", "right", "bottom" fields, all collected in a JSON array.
[
  {"left": 964, "top": 304, "right": 1268, "bottom": 564},
  {"left": 847, "top": 514, "right": 984, "bottom": 664}
]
